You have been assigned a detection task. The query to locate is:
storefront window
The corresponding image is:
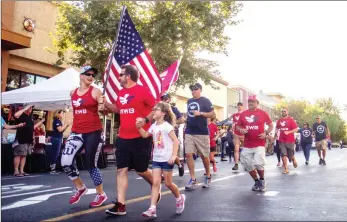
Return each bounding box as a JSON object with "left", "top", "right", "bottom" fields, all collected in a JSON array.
[
  {"left": 6, "top": 70, "right": 21, "bottom": 91},
  {"left": 20, "top": 74, "right": 35, "bottom": 88},
  {"left": 35, "top": 76, "right": 48, "bottom": 84},
  {"left": 5, "top": 69, "right": 48, "bottom": 91}
]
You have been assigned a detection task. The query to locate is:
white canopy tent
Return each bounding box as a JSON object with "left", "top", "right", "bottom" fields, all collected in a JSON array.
[{"left": 1, "top": 68, "right": 110, "bottom": 111}]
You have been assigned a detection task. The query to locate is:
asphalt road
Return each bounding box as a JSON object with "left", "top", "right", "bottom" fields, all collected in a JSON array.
[{"left": 1, "top": 148, "right": 347, "bottom": 221}]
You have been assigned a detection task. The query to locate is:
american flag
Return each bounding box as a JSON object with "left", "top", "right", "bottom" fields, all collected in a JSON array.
[{"left": 103, "top": 8, "right": 161, "bottom": 103}]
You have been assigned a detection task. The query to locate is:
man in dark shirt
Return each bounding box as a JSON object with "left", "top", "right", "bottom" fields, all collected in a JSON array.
[
  {"left": 184, "top": 83, "right": 216, "bottom": 190},
  {"left": 312, "top": 115, "right": 330, "bottom": 166},
  {"left": 13, "top": 105, "right": 35, "bottom": 176},
  {"left": 161, "top": 93, "right": 185, "bottom": 177}
]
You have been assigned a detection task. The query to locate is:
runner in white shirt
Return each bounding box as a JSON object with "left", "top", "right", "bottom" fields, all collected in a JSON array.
[{"left": 137, "top": 101, "right": 186, "bottom": 218}]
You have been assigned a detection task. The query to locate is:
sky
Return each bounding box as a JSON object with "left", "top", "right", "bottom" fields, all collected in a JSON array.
[{"left": 199, "top": 1, "right": 347, "bottom": 120}]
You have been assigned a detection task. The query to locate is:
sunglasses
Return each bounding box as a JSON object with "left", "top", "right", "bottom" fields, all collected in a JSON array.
[
  {"left": 82, "top": 73, "right": 96, "bottom": 78},
  {"left": 119, "top": 73, "right": 128, "bottom": 77},
  {"left": 191, "top": 87, "right": 199, "bottom": 91},
  {"left": 281, "top": 110, "right": 287, "bottom": 112}
]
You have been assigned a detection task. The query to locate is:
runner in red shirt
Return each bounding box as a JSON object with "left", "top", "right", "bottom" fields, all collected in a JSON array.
[
  {"left": 236, "top": 95, "right": 273, "bottom": 192},
  {"left": 276, "top": 108, "right": 298, "bottom": 174},
  {"left": 102, "top": 65, "right": 159, "bottom": 216},
  {"left": 208, "top": 118, "right": 219, "bottom": 172},
  {"left": 60, "top": 65, "right": 107, "bottom": 208},
  {"left": 231, "top": 102, "right": 244, "bottom": 170}
]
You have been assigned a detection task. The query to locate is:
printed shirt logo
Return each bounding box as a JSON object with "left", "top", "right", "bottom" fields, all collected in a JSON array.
[
  {"left": 317, "top": 125, "right": 325, "bottom": 134},
  {"left": 235, "top": 116, "right": 240, "bottom": 121},
  {"left": 280, "top": 121, "right": 286, "bottom": 126},
  {"left": 245, "top": 115, "right": 256, "bottom": 123},
  {"left": 119, "top": 94, "right": 135, "bottom": 105},
  {"left": 188, "top": 102, "right": 200, "bottom": 117},
  {"left": 302, "top": 129, "right": 311, "bottom": 137},
  {"left": 72, "top": 98, "right": 84, "bottom": 107},
  {"left": 155, "top": 130, "right": 165, "bottom": 149}
]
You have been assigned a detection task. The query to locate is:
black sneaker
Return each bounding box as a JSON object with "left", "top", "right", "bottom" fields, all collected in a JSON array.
[
  {"left": 322, "top": 159, "right": 326, "bottom": 166},
  {"left": 232, "top": 164, "right": 238, "bottom": 170},
  {"left": 105, "top": 201, "right": 126, "bottom": 216},
  {"left": 319, "top": 158, "right": 323, "bottom": 165},
  {"left": 305, "top": 161, "right": 308, "bottom": 165},
  {"left": 221, "top": 158, "right": 228, "bottom": 162},
  {"left": 178, "top": 163, "right": 185, "bottom": 177}
]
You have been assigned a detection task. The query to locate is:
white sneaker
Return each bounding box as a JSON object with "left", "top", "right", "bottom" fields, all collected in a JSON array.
[
  {"left": 176, "top": 194, "right": 186, "bottom": 214},
  {"left": 142, "top": 207, "right": 157, "bottom": 218}
]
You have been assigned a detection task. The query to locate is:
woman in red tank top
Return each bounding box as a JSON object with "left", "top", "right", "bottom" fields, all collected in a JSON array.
[{"left": 60, "top": 65, "right": 108, "bottom": 208}]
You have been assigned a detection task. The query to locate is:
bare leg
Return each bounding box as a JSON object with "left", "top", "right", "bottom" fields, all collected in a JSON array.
[
  {"left": 256, "top": 169, "right": 264, "bottom": 179},
  {"left": 317, "top": 150, "right": 322, "bottom": 159},
  {"left": 72, "top": 178, "right": 84, "bottom": 189},
  {"left": 209, "top": 152, "right": 216, "bottom": 165},
  {"left": 234, "top": 145, "right": 240, "bottom": 164},
  {"left": 202, "top": 156, "right": 211, "bottom": 177},
  {"left": 13, "top": 156, "right": 21, "bottom": 174},
  {"left": 322, "top": 149, "right": 326, "bottom": 159},
  {"left": 19, "top": 156, "right": 26, "bottom": 174},
  {"left": 249, "top": 169, "right": 259, "bottom": 180},
  {"left": 149, "top": 169, "right": 162, "bottom": 206},
  {"left": 163, "top": 171, "right": 180, "bottom": 198},
  {"left": 137, "top": 169, "right": 153, "bottom": 186},
  {"left": 282, "top": 155, "right": 289, "bottom": 172},
  {"left": 186, "top": 153, "right": 195, "bottom": 179},
  {"left": 96, "top": 184, "right": 104, "bottom": 195},
  {"left": 117, "top": 168, "right": 129, "bottom": 204}
]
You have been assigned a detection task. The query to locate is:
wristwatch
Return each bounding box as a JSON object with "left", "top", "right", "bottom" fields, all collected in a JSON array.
[{"left": 144, "top": 117, "right": 149, "bottom": 123}]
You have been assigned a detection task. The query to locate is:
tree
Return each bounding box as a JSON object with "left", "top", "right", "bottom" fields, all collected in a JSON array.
[{"left": 51, "top": 1, "right": 242, "bottom": 88}]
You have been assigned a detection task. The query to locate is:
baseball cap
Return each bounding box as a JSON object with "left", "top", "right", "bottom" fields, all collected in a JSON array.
[
  {"left": 237, "top": 102, "right": 243, "bottom": 106},
  {"left": 80, "top": 65, "right": 98, "bottom": 75},
  {"left": 247, "top": 94, "right": 258, "bottom": 101},
  {"left": 189, "top": 83, "right": 202, "bottom": 91},
  {"left": 160, "top": 92, "right": 170, "bottom": 101}
]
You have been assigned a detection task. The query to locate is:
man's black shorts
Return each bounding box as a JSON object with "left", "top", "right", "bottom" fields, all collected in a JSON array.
[{"left": 116, "top": 137, "right": 151, "bottom": 173}]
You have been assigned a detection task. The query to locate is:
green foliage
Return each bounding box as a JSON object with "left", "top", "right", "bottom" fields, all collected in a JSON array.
[
  {"left": 275, "top": 98, "right": 347, "bottom": 142},
  {"left": 52, "top": 1, "right": 242, "bottom": 87}
]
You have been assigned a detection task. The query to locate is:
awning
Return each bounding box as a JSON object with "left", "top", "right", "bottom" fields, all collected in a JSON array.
[{"left": 1, "top": 28, "right": 31, "bottom": 50}]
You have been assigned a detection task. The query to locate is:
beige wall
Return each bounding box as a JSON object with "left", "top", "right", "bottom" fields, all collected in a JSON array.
[
  {"left": 227, "top": 88, "right": 240, "bottom": 117},
  {"left": 9, "top": 1, "right": 67, "bottom": 68}
]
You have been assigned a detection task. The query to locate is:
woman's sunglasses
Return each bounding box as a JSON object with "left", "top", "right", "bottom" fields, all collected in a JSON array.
[{"left": 83, "top": 73, "right": 96, "bottom": 78}]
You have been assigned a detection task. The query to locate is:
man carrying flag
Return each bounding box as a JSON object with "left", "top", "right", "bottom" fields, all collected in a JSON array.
[{"left": 100, "top": 7, "right": 162, "bottom": 216}]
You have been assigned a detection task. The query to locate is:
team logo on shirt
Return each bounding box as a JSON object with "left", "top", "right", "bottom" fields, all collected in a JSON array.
[
  {"left": 235, "top": 116, "right": 240, "bottom": 121},
  {"left": 72, "top": 98, "right": 85, "bottom": 107},
  {"left": 280, "top": 121, "right": 286, "bottom": 126},
  {"left": 317, "top": 125, "right": 325, "bottom": 133},
  {"left": 245, "top": 115, "right": 256, "bottom": 123},
  {"left": 302, "top": 129, "right": 311, "bottom": 137},
  {"left": 187, "top": 102, "right": 200, "bottom": 117},
  {"left": 119, "top": 94, "right": 135, "bottom": 105}
]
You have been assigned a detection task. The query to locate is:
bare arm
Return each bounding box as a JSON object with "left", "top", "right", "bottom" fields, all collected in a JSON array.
[
  {"left": 34, "top": 118, "right": 45, "bottom": 130},
  {"left": 266, "top": 123, "right": 274, "bottom": 134},
  {"left": 14, "top": 105, "right": 31, "bottom": 119},
  {"left": 201, "top": 110, "right": 216, "bottom": 119},
  {"left": 168, "top": 130, "right": 179, "bottom": 157},
  {"left": 138, "top": 127, "right": 151, "bottom": 138},
  {"left": 175, "top": 116, "right": 185, "bottom": 125},
  {"left": 3, "top": 122, "right": 24, "bottom": 130}
]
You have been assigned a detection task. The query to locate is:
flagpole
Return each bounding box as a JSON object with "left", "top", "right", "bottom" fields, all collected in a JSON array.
[{"left": 102, "top": 5, "right": 126, "bottom": 143}]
